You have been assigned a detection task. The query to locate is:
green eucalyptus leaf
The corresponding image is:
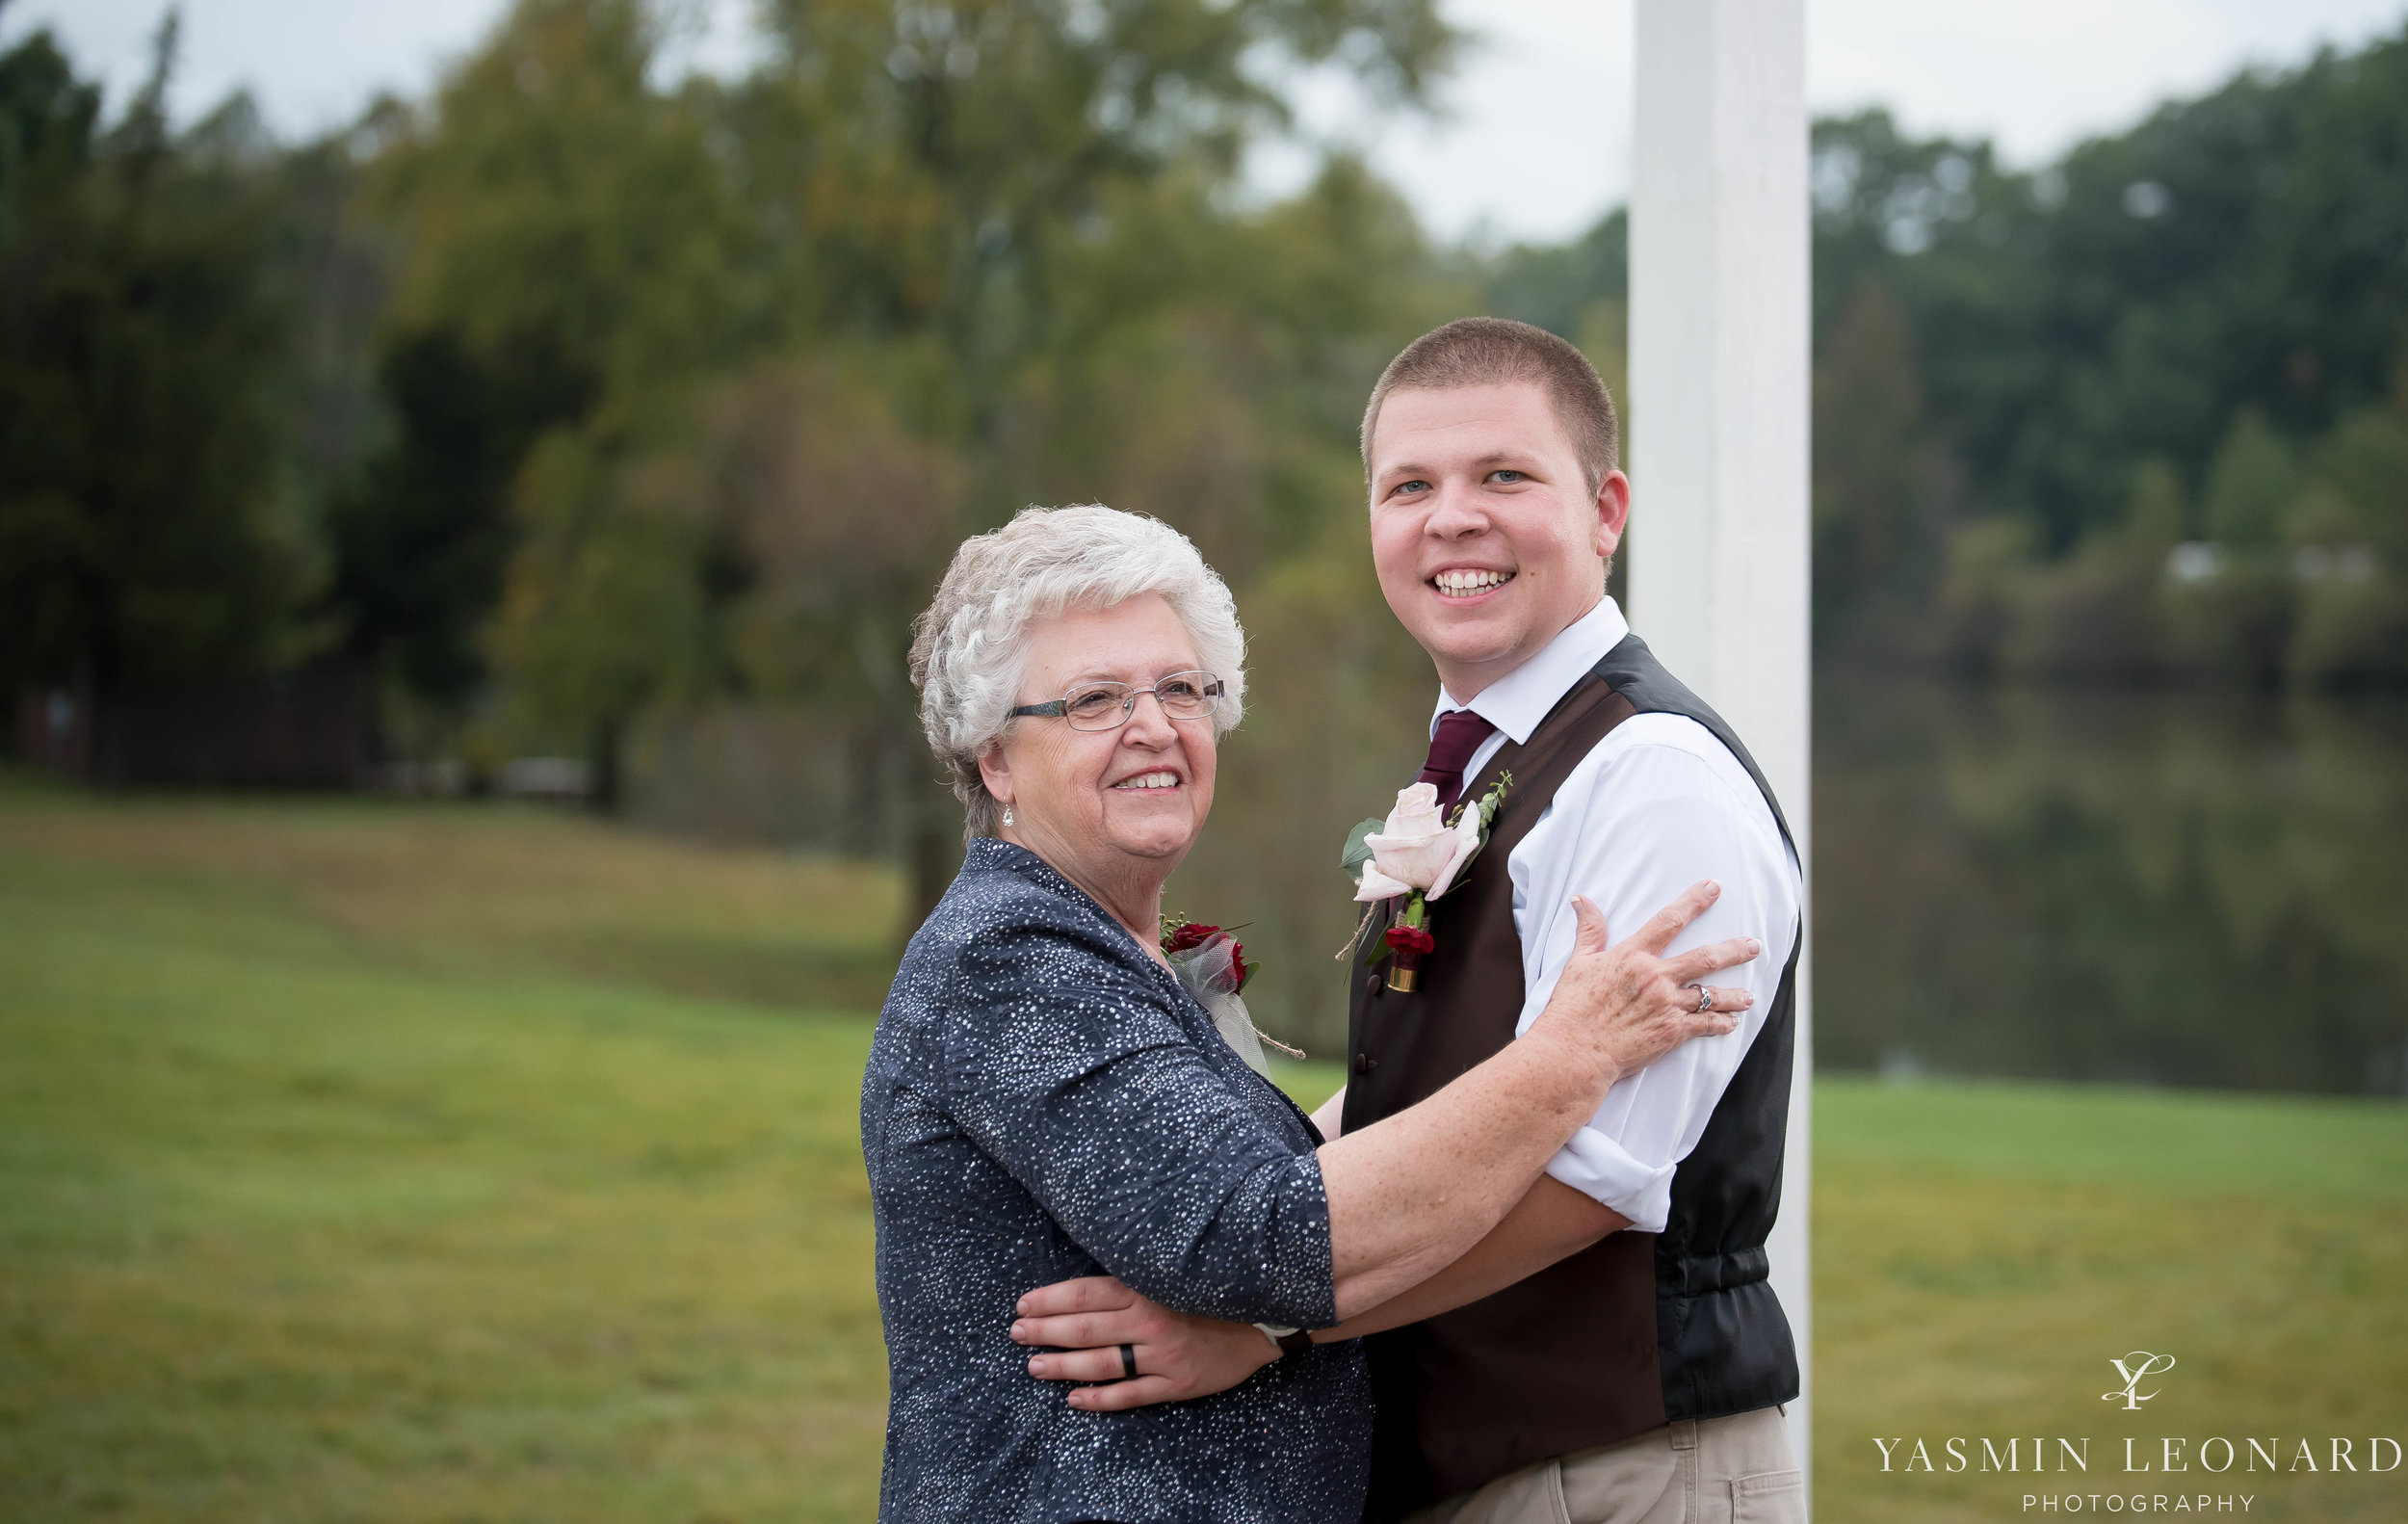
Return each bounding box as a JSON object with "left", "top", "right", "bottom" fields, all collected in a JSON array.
[
  {"left": 1478, "top": 771, "right": 1513, "bottom": 827},
  {"left": 1341, "top": 817, "right": 1383, "bottom": 878}
]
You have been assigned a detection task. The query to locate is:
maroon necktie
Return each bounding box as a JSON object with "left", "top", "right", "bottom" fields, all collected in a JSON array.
[{"left": 1417, "top": 710, "right": 1499, "bottom": 818}]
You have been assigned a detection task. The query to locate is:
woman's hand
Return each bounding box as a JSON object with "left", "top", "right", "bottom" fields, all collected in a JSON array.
[
  {"left": 1010, "top": 1275, "right": 1279, "bottom": 1411},
  {"left": 1533, "top": 883, "right": 1760, "bottom": 1082}
]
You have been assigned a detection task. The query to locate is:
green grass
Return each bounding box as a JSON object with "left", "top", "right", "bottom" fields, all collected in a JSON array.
[
  {"left": 0, "top": 777, "right": 895, "bottom": 1521},
  {"left": 1817, "top": 1080, "right": 2406, "bottom": 1521},
  {"left": 1, "top": 773, "right": 2401, "bottom": 1521}
]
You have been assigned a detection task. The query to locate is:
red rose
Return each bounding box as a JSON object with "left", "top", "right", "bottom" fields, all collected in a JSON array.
[
  {"left": 1384, "top": 925, "right": 1435, "bottom": 956},
  {"left": 1164, "top": 921, "right": 1220, "bottom": 955},
  {"left": 1226, "top": 940, "right": 1247, "bottom": 987}
]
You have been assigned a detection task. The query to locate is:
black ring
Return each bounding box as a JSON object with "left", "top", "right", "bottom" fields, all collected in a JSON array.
[{"left": 1118, "top": 1343, "right": 1139, "bottom": 1380}]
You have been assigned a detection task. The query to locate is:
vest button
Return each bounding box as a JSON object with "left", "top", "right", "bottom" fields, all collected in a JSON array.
[
  {"left": 1363, "top": 973, "right": 1383, "bottom": 998},
  {"left": 1353, "top": 1053, "right": 1377, "bottom": 1074}
]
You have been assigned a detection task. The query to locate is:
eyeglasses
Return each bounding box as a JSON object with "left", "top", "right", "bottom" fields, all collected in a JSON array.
[{"left": 1008, "top": 670, "right": 1224, "bottom": 732}]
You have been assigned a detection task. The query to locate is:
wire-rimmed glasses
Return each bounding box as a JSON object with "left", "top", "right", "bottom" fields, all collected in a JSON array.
[{"left": 1008, "top": 670, "right": 1224, "bottom": 732}]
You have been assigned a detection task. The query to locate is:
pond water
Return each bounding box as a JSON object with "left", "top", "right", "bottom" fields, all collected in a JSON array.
[{"left": 1813, "top": 677, "right": 2408, "bottom": 1097}]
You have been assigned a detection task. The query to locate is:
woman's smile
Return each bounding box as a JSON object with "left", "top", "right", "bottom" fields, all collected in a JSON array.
[{"left": 1111, "top": 770, "right": 1184, "bottom": 791}]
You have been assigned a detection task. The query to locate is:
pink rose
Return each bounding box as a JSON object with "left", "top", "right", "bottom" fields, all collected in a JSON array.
[
  {"left": 1380, "top": 781, "right": 1447, "bottom": 838},
  {"left": 1355, "top": 782, "right": 1477, "bottom": 901},
  {"left": 1424, "top": 805, "right": 1486, "bottom": 901}
]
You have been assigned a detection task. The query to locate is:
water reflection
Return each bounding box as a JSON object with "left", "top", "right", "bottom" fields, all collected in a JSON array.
[{"left": 1816, "top": 677, "right": 2408, "bottom": 1096}]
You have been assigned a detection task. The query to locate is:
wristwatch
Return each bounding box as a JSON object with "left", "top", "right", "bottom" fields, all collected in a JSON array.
[{"left": 1254, "top": 1323, "right": 1315, "bottom": 1358}]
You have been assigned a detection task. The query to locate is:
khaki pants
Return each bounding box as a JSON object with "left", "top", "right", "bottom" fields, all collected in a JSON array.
[{"left": 1400, "top": 1406, "right": 1804, "bottom": 1524}]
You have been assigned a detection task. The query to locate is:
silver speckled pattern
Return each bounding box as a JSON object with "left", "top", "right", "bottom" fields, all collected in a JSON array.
[{"left": 862, "top": 838, "right": 1372, "bottom": 1522}]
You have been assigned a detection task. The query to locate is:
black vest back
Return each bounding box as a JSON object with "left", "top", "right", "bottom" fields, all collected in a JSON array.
[{"left": 1341, "top": 632, "right": 1801, "bottom": 1517}]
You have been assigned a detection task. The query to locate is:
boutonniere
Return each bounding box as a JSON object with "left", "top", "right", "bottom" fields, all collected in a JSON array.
[
  {"left": 1337, "top": 773, "right": 1511, "bottom": 992},
  {"left": 1161, "top": 916, "right": 1304, "bottom": 1075}
]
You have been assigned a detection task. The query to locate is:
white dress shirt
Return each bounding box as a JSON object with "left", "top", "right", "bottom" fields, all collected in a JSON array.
[{"left": 1431, "top": 596, "right": 1801, "bottom": 1234}]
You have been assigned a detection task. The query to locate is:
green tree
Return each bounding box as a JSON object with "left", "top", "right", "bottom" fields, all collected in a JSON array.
[
  {"left": 452, "top": 0, "right": 1457, "bottom": 907},
  {"left": 1812, "top": 27, "right": 2408, "bottom": 555},
  {"left": 2202, "top": 410, "right": 2295, "bottom": 549},
  {"left": 0, "top": 15, "right": 302, "bottom": 704},
  {"left": 2002, "top": 459, "right": 2184, "bottom": 681},
  {"left": 1484, "top": 209, "right": 1627, "bottom": 345},
  {"left": 343, "top": 0, "right": 753, "bottom": 734},
  {"left": 2301, "top": 381, "right": 2408, "bottom": 560},
  {"left": 1812, "top": 280, "right": 1950, "bottom": 649}
]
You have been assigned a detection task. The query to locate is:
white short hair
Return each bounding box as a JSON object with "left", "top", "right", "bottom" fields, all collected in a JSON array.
[{"left": 909, "top": 505, "right": 1247, "bottom": 841}]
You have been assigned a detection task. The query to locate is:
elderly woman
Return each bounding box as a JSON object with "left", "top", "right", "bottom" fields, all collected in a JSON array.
[{"left": 862, "top": 505, "right": 1758, "bottom": 1523}]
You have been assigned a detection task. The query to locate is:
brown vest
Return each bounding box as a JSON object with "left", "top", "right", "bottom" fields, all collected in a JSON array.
[
  {"left": 1341, "top": 675, "right": 1656, "bottom": 1513},
  {"left": 1339, "top": 636, "right": 1800, "bottom": 1518}
]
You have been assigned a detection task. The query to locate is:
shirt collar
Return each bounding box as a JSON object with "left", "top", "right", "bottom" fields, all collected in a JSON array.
[{"left": 1430, "top": 595, "right": 1631, "bottom": 745}]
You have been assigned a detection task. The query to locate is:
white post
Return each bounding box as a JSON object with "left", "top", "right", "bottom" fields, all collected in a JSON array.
[{"left": 1628, "top": 0, "right": 1813, "bottom": 1508}]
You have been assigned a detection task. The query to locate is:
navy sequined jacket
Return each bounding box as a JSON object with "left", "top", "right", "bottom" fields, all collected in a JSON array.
[{"left": 861, "top": 838, "right": 1373, "bottom": 1523}]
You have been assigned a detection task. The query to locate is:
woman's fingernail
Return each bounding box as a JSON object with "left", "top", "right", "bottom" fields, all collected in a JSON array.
[
  {"left": 1009, "top": 1321, "right": 1027, "bottom": 1339},
  {"left": 1014, "top": 1299, "right": 1028, "bottom": 1314},
  {"left": 1029, "top": 1357, "right": 1047, "bottom": 1374},
  {"left": 1747, "top": 939, "right": 1762, "bottom": 956},
  {"left": 1706, "top": 880, "right": 1721, "bottom": 896}
]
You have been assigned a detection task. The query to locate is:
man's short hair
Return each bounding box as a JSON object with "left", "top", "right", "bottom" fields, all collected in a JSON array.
[{"left": 1360, "top": 316, "right": 1620, "bottom": 493}]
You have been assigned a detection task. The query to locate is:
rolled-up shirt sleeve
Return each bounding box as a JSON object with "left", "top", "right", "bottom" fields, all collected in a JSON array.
[
  {"left": 940, "top": 920, "right": 1338, "bottom": 1329},
  {"left": 1509, "top": 725, "right": 1801, "bottom": 1233}
]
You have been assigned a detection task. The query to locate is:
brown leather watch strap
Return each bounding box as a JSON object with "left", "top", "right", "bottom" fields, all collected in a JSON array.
[{"left": 1276, "top": 1328, "right": 1314, "bottom": 1358}]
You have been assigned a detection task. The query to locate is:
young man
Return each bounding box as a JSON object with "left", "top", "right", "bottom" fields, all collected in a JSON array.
[{"left": 1011, "top": 318, "right": 1805, "bottom": 1524}]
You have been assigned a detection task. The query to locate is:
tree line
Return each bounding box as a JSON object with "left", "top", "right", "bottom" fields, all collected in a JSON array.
[
  {"left": 4, "top": 2, "right": 2405, "bottom": 874},
  {"left": 3, "top": 0, "right": 1465, "bottom": 893},
  {"left": 1800, "top": 43, "right": 2408, "bottom": 685}
]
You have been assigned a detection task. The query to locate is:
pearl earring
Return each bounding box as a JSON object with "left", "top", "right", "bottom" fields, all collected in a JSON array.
[{"left": 1002, "top": 804, "right": 1014, "bottom": 827}]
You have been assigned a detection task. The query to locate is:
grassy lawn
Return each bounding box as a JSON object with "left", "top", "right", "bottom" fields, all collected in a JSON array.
[
  {"left": 3, "top": 774, "right": 2401, "bottom": 1521},
  {"left": 1815, "top": 1082, "right": 2406, "bottom": 1521}
]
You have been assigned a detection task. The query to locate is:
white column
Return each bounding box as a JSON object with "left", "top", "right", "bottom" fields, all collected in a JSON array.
[{"left": 1628, "top": 0, "right": 1813, "bottom": 1508}]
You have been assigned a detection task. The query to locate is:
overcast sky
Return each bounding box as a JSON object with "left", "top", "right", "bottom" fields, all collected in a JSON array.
[{"left": 11, "top": 0, "right": 2407, "bottom": 244}]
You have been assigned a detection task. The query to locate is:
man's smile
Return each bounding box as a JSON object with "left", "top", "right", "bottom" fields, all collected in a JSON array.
[{"left": 1431, "top": 567, "right": 1517, "bottom": 600}]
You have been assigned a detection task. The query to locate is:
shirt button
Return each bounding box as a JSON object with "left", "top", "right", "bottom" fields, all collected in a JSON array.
[{"left": 1353, "top": 1053, "right": 1378, "bottom": 1074}]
